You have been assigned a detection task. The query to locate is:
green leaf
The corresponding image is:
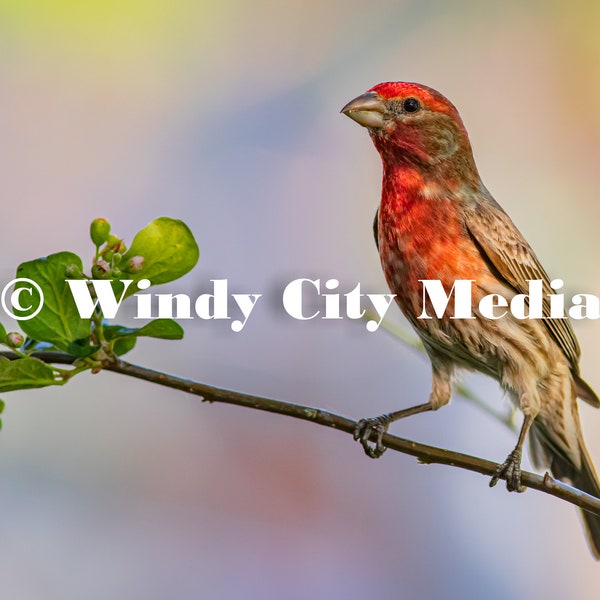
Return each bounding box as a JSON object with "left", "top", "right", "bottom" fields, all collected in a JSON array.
[
  {"left": 104, "top": 318, "right": 184, "bottom": 341},
  {"left": 113, "top": 336, "right": 137, "bottom": 356},
  {"left": 0, "top": 357, "right": 63, "bottom": 393},
  {"left": 16, "top": 252, "right": 92, "bottom": 352},
  {"left": 0, "top": 322, "right": 6, "bottom": 345},
  {"left": 66, "top": 338, "right": 101, "bottom": 358},
  {"left": 120, "top": 217, "right": 199, "bottom": 296}
]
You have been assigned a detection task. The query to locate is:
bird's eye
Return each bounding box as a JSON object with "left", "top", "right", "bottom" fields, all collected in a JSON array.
[{"left": 403, "top": 97, "right": 421, "bottom": 113}]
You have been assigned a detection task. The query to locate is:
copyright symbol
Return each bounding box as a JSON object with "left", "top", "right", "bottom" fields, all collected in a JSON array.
[{"left": 1, "top": 278, "right": 44, "bottom": 320}]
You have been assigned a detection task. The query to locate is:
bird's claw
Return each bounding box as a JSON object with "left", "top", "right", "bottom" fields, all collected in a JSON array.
[
  {"left": 354, "top": 416, "right": 390, "bottom": 459},
  {"left": 489, "top": 449, "right": 525, "bottom": 492}
]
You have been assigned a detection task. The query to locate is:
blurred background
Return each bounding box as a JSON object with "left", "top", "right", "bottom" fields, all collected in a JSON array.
[{"left": 0, "top": 0, "right": 599, "bottom": 597}]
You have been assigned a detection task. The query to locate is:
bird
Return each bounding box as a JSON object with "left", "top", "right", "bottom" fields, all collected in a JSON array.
[{"left": 341, "top": 81, "right": 600, "bottom": 558}]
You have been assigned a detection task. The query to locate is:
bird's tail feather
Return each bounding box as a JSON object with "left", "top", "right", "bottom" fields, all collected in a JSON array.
[{"left": 530, "top": 425, "right": 600, "bottom": 559}]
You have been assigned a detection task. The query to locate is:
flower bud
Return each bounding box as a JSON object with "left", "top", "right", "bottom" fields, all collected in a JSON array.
[
  {"left": 6, "top": 332, "right": 24, "bottom": 348},
  {"left": 90, "top": 218, "right": 111, "bottom": 247},
  {"left": 91, "top": 259, "right": 111, "bottom": 279},
  {"left": 124, "top": 255, "right": 144, "bottom": 273},
  {"left": 107, "top": 234, "right": 120, "bottom": 247},
  {"left": 65, "top": 264, "right": 84, "bottom": 279},
  {"left": 107, "top": 236, "right": 127, "bottom": 255}
]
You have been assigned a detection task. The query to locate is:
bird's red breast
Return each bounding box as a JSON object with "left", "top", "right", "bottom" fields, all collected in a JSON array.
[{"left": 378, "top": 162, "right": 494, "bottom": 318}]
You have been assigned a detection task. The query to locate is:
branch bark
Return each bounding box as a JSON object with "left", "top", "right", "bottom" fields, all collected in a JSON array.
[{"left": 5, "top": 351, "right": 600, "bottom": 518}]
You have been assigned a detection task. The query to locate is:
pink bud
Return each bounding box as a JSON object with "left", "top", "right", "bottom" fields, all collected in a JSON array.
[
  {"left": 6, "top": 332, "right": 24, "bottom": 348},
  {"left": 125, "top": 256, "right": 145, "bottom": 273}
]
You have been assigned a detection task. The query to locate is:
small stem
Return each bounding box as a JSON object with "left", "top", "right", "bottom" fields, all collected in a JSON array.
[
  {"left": 52, "top": 362, "right": 92, "bottom": 381},
  {"left": 92, "top": 310, "right": 105, "bottom": 345},
  {"left": 4, "top": 347, "right": 28, "bottom": 359}
]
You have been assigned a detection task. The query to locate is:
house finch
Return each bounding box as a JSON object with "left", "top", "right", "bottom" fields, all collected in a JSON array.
[{"left": 342, "top": 81, "right": 600, "bottom": 558}]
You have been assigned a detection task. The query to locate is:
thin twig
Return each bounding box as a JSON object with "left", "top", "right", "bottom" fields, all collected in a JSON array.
[{"left": 3, "top": 350, "right": 597, "bottom": 518}]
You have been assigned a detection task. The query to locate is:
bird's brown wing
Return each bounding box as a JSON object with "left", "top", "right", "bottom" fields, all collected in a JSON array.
[{"left": 461, "top": 194, "right": 597, "bottom": 404}]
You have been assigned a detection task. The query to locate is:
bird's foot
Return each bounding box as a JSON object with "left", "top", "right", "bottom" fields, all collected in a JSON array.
[
  {"left": 354, "top": 415, "right": 392, "bottom": 459},
  {"left": 489, "top": 448, "right": 525, "bottom": 492}
]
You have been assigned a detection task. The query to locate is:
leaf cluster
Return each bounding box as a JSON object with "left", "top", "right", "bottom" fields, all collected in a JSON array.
[{"left": 0, "top": 217, "right": 199, "bottom": 420}]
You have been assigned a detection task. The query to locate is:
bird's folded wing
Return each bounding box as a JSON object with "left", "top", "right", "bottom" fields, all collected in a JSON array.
[{"left": 461, "top": 194, "right": 581, "bottom": 374}]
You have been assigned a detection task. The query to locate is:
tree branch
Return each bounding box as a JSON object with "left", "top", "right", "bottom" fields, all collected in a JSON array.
[{"left": 5, "top": 350, "right": 598, "bottom": 518}]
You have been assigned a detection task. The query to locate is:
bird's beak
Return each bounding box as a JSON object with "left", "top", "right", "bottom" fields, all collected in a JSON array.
[{"left": 341, "top": 91, "right": 386, "bottom": 129}]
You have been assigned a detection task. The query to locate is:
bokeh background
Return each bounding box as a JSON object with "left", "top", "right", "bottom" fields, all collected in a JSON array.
[{"left": 0, "top": 0, "right": 599, "bottom": 597}]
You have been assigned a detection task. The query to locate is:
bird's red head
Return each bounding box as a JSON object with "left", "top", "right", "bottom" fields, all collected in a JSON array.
[{"left": 342, "top": 82, "right": 476, "bottom": 178}]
